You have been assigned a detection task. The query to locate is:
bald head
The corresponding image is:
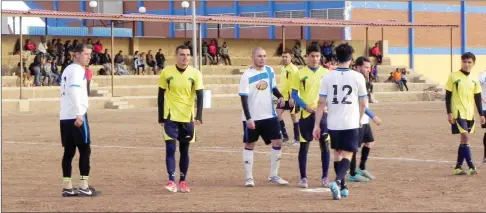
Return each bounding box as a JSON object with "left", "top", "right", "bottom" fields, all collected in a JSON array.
[{"left": 252, "top": 47, "right": 266, "bottom": 69}]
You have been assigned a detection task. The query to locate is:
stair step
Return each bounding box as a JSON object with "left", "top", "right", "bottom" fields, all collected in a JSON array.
[{"left": 110, "top": 101, "right": 129, "bottom": 106}]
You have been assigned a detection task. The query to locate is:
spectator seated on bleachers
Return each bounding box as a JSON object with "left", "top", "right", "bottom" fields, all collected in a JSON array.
[
  {"left": 400, "top": 68, "right": 409, "bottom": 91},
  {"left": 24, "top": 39, "right": 37, "bottom": 54},
  {"left": 219, "top": 42, "right": 231, "bottom": 66},
  {"left": 208, "top": 39, "right": 218, "bottom": 65},
  {"left": 36, "top": 36, "right": 48, "bottom": 57},
  {"left": 146, "top": 50, "right": 157, "bottom": 75},
  {"left": 392, "top": 68, "right": 404, "bottom": 91},
  {"left": 371, "top": 42, "right": 383, "bottom": 64},
  {"left": 114, "top": 50, "right": 129, "bottom": 75},
  {"left": 155, "top": 48, "right": 165, "bottom": 69},
  {"left": 293, "top": 44, "right": 305, "bottom": 65}
]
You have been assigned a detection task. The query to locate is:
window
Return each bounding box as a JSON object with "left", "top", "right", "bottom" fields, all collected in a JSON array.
[
  {"left": 310, "top": 8, "right": 345, "bottom": 20},
  {"left": 275, "top": 10, "right": 305, "bottom": 19},
  {"left": 206, "top": 13, "right": 235, "bottom": 29},
  {"left": 240, "top": 12, "right": 269, "bottom": 28},
  {"left": 174, "top": 22, "right": 193, "bottom": 31}
]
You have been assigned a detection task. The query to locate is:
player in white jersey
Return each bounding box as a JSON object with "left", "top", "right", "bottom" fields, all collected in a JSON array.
[
  {"left": 479, "top": 69, "right": 486, "bottom": 163},
  {"left": 348, "top": 56, "right": 383, "bottom": 183},
  {"left": 59, "top": 43, "right": 97, "bottom": 197},
  {"left": 239, "top": 47, "right": 289, "bottom": 187},
  {"left": 313, "top": 43, "right": 368, "bottom": 200}
]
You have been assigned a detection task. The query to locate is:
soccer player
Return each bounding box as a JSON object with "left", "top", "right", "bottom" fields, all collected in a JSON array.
[
  {"left": 446, "top": 52, "right": 484, "bottom": 175},
  {"left": 313, "top": 43, "right": 368, "bottom": 200},
  {"left": 158, "top": 45, "right": 204, "bottom": 193},
  {"left": 349, "top": 56, "right": 382, "bottom": 182},
  {"left": 277, "top": 49, "right": 300, "bottom": 146},
  {"left": 60, "top": 43, "right": 97, "bottom": 197},
  {"left": 478, "top": 69, "right": 486, "bottom": 163},
  {"left": 239, "top": 47, "right": 288, "bottom": 187},
  {"left": 291, "top": 44, "right": 331, "bottom": 188}
]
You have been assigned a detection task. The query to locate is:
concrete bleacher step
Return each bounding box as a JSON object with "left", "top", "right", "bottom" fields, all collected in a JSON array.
[
  {"left": 91, "top": 89, "right": 110, "bottom": 97},
  {"left": 105, "top": 99, "right": 134, "bottom": 110}
]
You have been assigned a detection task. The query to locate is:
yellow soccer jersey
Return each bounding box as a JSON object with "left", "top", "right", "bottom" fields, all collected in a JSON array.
[
  {"left": 279, "top": 63, "right": 299, "bottom": 101},
  {"left": 291, "top": 66, "right": 330, "bottom": 118},
  {"left": 158, "top": 65, "right": 204, "bottom": 123},
  {"left": 445, "top": 70, "right": 481, "bottom": 120}
]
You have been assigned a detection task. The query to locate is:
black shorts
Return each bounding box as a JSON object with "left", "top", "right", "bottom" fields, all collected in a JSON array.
[
  {"left": 482, "top": 111, "right": 486, "bottom": 128},
  {"left": 60, "top": 114, "right": 91, "bottom": 147},
  {"left": 329, "top": 128, "right": 360, "bottom": 152},
  {"left": 451, "top": 118, "right": 475, "bottom": 134},
  {"left": 299, "top": 113, "right": 328, "bottom": 142},
  {"left": 276, "top": 101, "right": 300, "bottom": 114},
  {"left": 359, "top": 123, "right": 375, "bottom": 144},
  {"left": 242, "top": 117, "right": 282, "bottom": 145},
  {"left": 163, "top": 120, "right": 195, "bottom": 143}
]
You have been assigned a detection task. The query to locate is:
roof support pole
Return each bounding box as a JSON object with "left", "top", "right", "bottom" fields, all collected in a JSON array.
[
  {"left": 111, "top": 20, "right": 115, "bottom": 97},
  {"left": 450, "top": 27, "right": 453, "bottom": 73},
  {"left": 365, "top": 27, "right": 369, "bottom": 57},
  {"left": 44, "top": 17, "right": 48, "bottom": 36},
  {"left": 381, "top": 27, "right": 384, "bottom": 42},
  {"left": 19, "top": 16, "right": 23, "bottom": 99},
  {"left": 282, "top": 26, "right": 286, "bottom": 51},
  {"left": 191, "top": 0, "right": 198, "bottom": 69},
  {"left": 198, "top": 23, "right": 202, "bottom": 72}
]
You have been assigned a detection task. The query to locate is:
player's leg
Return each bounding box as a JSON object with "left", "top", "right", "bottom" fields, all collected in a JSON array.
[
  {"left": 290, "top": 105, "right": 300, "bottom": 145},
  {"left": 264, "top": 117, "right": 288, "bottom": 185},
  {"left": 481, "top": 112, "right": 486, "bottom": 163},
  {"left": 297, "top": 114, "right": 314, "bottom": 188},
  {"left": 452, "top": 119, "right": 474, "bottom": 175},
  {"left": 356, "top": 124, "right": 375, "bottom": 180},
  {"left": 163, "top": 120, "right": 180, "bottom": 192},
  {"left": 318, "top": 116, "right": 331, "bottom": 187},
  {"left": 276, "top": 102, "right": 290, "bottom": 142},
  {"left": 60, "top": 119, "right": 78, "bottom": 197},
  {"left": 242, "top": 120, "right": 259, "bottom": 187},
  {"left": 75, "top": 114, "right": 96, "bottom": 196},
  {"left": 460, "top": 124, "right": 477, "bottom": 175},
  {"left": 177, "top": 122, "right": 194, "bottom": 193}
]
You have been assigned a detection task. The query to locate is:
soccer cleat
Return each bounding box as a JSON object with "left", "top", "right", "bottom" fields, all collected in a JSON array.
[
  {"left": 268, "top": 176, "right": 289, "bottom": 185},
  {"left": 340, "top": 188, "right": 349, "bottom": 198},
  {"left": 62, "top": 188, "right": 78, "bottom": 197},
  {"left": 164, "top": 181, "right": 178, "bottom": 192},
  {"left": 349, "top": 174, "right": 370, "bottom": 182},
  {"left": 290, "top": 140, "right": 300, "bottom": 147},
  {"left": 329, "top": 182, "right": 341, "bottom": 200},
  {"left": 298, "top": 178, "right": 308, "bottom": 188},
  {"left": 453, "top": 168, "right": 468, "bottom": 175},
  {"left": 467, "top": 168, "right": 478, "bottom": 175},
  {"left": 357, "top": 169, "right": 376, "bottom": 180},
  {"left": 245, "top": 178, "right": 255, "bottom": 187},
  {"left": 179, "top": 181, "right": 190, "bottom": 193},
  {"left": 282, "top": 137, "right": 290, "bottom": 143},
  {"left": 321, "top": 178, "right": 331, "bottom": 188},
  {"left": 78, "top": 186, "right": 96, "bottom": 197}
]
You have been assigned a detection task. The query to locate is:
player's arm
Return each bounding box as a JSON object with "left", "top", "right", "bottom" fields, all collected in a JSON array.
[
  {"left": 444, "top": 74, "right": 455, "bottom": 124},
  {"left": 68, "top": 69, "right": 88, "bottom": 126},
  {"left": 313, "top": 77, "right": 328, "bottom": 139},
  {"left": 357, "top": 75, "right": 368, "bottom": 123},
  {"left": 194, "top": 71, "right": 204, "bottom": 124},
  {"left": 365, "top": 108, "right": 382, "bottom": 125},
  {"left": 158, "top": 71, "right": 167, "bottom": 124},
  {"left": 238, "top": 73, "right": 252, "bottom": 121},
  {"left": 290, "top": 73, "right": 306, "bottom": 109}
]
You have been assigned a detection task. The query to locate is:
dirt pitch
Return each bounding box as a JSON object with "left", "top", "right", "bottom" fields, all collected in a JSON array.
[{"left": 2, "top": 102, "right": 486, "bottom": 212}]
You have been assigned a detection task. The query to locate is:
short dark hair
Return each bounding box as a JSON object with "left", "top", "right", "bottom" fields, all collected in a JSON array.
[
  {"left": 306, "top": 44, "right": 320, "bottom": 56},
  {"left": 72, "top": 43, "right": 92, "bottom": 53},
  {"left": 282, "top": 49, "right": 293, "bottom": 55},
  {"left": 355, "top": 56, "right": 370, "bottom": 66},
  {"left": 175, "top": 45, "right": 190, "bottom": 54},
  {"left": 461, "top": 52, "right": 476, "bottom": 63},
  {"left": 335, "top": 43, "right": 354, "bottom": 63}
]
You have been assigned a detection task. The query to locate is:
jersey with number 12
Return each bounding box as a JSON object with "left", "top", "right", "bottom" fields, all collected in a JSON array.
[{"left": 319, "top": 68, "right": 368, "bottom": 130}]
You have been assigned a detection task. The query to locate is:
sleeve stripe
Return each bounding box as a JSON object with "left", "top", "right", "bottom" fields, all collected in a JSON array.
[
  {"left": 70, "top": 84, "right": 81, "bottom": 88},
  {"left": 359, "top": 94, "right": 367, "bottom": 98},
  {"left": 320, "top": 94, "right": 327, "bottom": 97},
  {"left": 239, "top": 93, "right": 248, "bottom": 96}
]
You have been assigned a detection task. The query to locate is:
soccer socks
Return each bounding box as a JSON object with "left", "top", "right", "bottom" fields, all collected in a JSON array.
[
  {"left": 298, "top": 142, "right": 310, "bottom": 179},
  {"left": 270, "top": 146, "right": 282, "bottom": 177},
  {"left": 279, "top": 120, "right": 289, "bottom": 139},
  {"left": 293, "top": 122, "right": 300, "bottom": 141},
  {"left": 455, "top": 145, "right": 465, "bottom": 169},
  {"left": 80, "top": 176, "right": 89, "bottom": 189},
  {"left": 360, "top": 146, "right": 370, "bottom": 170},
  {"left": 350, "top": 152, "right": 357, "bottom": 176},
  {"left": 62, "top": 177, "right": 73, "bottom": 189},
  {"left": 335, "top": 159, "right": 351, "bottom": 187},
  {"left": 462, "top": 144, "right": 475, "bottom": 169},
  {"left": 166, "top": 141, "right": 177, "bottom": 181},
  {"left": 243, "top": 148, "right": 254, "bottom": 179},
  {"left": 179, "top": 142, "right": 190, "bottom": 182},
  {"left": 319, "top": 138, "right": 330, "bottom": 179}
]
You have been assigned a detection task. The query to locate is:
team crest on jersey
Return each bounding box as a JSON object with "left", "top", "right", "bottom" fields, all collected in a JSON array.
[{"left": 256, "top": 80, "right": 268, "bottom": 90}]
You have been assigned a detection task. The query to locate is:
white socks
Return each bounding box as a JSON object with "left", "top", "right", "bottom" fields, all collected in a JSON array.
[
  {"left": 80, "top": 176, "right": 89, "bottom": 189},
  {"left": 243, "top": 149, "right": 254, "bottom": 179},
  {"left": 63, "top": 177, "right": 72, "bottom": 189},
  {"left": 270, "top": 147, "right": 282, "bottom": 177}
]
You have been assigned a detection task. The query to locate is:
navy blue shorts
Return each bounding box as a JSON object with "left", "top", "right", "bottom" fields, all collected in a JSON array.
[
  {"left": 299, "top": 113, "right": 328, "bottom": 142},
  {"left": 452, "top": 118, "right": 475, "bottom": 134},
  {"left": 329, "top": 128, "right": 360, "bottom": 152},
  {"left": 276, "top": 101, "right": 300, "bottom": 114},
  {"left": 163, "top": 120, "right": 195, "bottom": 143},
  {"left": 359, "top": 124, "right": 375, "bottom": 144},
  {"left": 60, "top": 114, "right": 91, "bottom": 147},
  {"left": 243, "top": 117, "right": 282, "bottom": 144}
]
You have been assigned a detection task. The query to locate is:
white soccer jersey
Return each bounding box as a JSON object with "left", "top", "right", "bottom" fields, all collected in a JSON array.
[
  {"left": 479, "top": 71, "right": 486, "bottom": 110},
  {"left": 238, "top": 65, "right": 277, "bottom": 121},
  {"left": 60, "top": 63, "right": 89, "bottom": 120},
  {"left": 320, "top": 68, "right": 368, "bottom": 130}
]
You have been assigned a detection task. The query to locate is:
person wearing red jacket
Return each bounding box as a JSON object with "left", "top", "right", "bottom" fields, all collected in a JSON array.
[{"left": 370, "top": 43, "right": 382, "bottom": 64}]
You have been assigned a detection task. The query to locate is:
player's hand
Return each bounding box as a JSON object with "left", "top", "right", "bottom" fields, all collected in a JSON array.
[
  {"left": 481, "top": 116, "right": 486, "bottom": 125},
  {"left": 288, "top": 98, "right": 295, "bottom": 107},
  {"left": 195, "top": 120, "right": 202, "bottom": 125},
  {"left": 482, "top": 98, "right": 486, "bottom": 103},
  {"left": 74, "top": 115, "right": 84, "bottom": 127},
  {"left": 447, "top": 113, "right": 456, "bottom": 124},
  {"left": 278, "top": 97, "right": 285, "bottom": 108},
  {"left": 312, "top": 127, "right": 321, "bottom": 140},
  {"left": 246, "top": 119, "right": 256, "bottom": 129},
  {"left": 372, "top": 116, "right": 382, "bottom": 125},
  {"left": 305, "top": 106, "right": 316, "bottom": 113},
  {"left": 323, "top": 106, "right": 328, "bottom": 113}
]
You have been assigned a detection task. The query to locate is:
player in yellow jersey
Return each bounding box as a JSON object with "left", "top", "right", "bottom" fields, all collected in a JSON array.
[
  {"left": 290, "top": 44, "right": 331, "bottom": 188},
  {"left": 446, "top": 52, "right": 485, "bottom": 176},
  {"left": 158, "top": 45, "right": 204, "bottom": 193},
  {"left": 277, "top": 49, "right": 300, "bottom": 146}
]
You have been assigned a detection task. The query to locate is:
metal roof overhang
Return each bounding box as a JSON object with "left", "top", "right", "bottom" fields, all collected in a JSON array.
[{"left": 1, "top": 9, "right": 459, "bottom": 28}]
